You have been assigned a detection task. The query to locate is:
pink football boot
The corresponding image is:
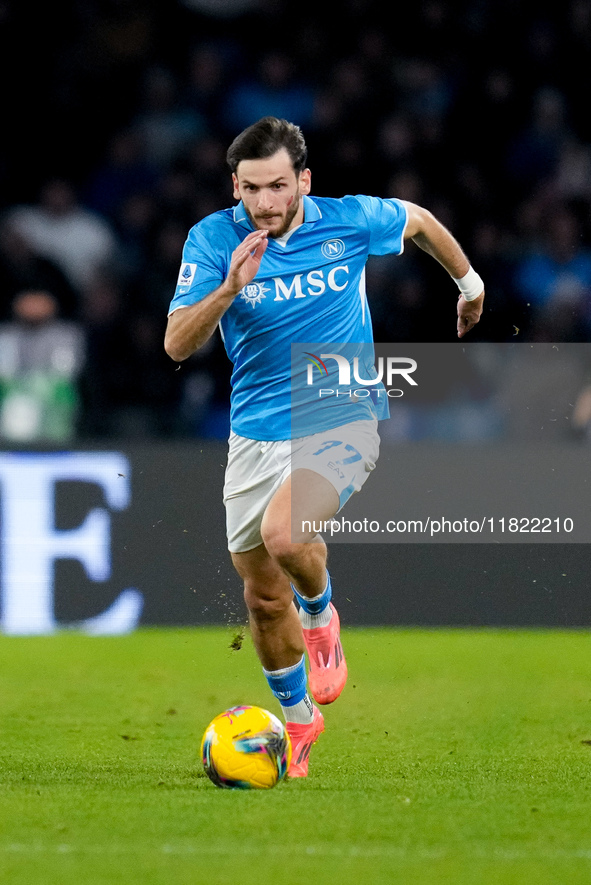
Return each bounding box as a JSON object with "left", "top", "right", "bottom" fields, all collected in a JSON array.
[
  {"left": 302, "top": 603, "right": 348, "bottom": 705},
  {"left": 286, "top": 706, "right": 325, "bottom": 777}
]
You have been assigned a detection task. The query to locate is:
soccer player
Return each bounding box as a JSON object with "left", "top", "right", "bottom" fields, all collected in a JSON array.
[{"left": 165, "top": 117, "right": 484, "bottom": 777}]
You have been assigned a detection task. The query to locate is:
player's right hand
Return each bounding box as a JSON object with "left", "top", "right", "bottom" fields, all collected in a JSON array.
[{"left": 225, "top": 230, "right": 268, "bottom": 296}]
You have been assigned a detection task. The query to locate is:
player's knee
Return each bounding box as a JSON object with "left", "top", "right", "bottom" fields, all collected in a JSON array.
[
  {"left": 260, "top": 524, "right": 297, "bottom": 572},
  {"left": 243, "top": 582, "right": 290, "bottom": 623}
]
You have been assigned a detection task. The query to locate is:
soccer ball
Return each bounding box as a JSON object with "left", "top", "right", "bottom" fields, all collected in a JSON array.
[{"left": 201, "top": 705, "right": 292, "bottom": 789}]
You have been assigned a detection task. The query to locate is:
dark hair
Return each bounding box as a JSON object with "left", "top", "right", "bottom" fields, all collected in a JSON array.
[{"left": 226, "top": 116, "right": 308, "bottom": 175}]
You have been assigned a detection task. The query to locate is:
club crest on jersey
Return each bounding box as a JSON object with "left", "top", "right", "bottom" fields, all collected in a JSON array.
[
  {"left": 321, "top": 239, "right": 346, "bottom": 260},
  {"left": 177, "top": 263, "right": 197, "bottom": 287},
  {"left": 240, "top": 281, "right": 269, "bottom": 308}
]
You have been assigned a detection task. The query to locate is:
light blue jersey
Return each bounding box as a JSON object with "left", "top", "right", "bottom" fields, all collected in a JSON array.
[{"left": 169, "top": 194, "right": 408, "bottom": 440}]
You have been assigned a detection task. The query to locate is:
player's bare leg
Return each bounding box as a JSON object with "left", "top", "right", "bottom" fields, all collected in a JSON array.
[
  {"left": 231, "top": 542, "right": 323, "bottom": 776},
  {"left": 261, "top": 470, "right": 348, "bottom": 706},
  {"left": 261, "top": 468, "right": 337, "bottom": 584},
  {"left": 231, "top": 543, "right": 303, "bottom": 672}
]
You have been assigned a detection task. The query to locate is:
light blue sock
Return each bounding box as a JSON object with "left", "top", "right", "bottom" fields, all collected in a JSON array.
[
  {"left": 291, "top": 571, "right": 332, "bottom": 616},
  {"left": 263, "top": 655, "right": 313, "bottom": 724}
]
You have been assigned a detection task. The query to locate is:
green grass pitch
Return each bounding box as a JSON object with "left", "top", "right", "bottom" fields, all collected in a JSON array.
[{"left": 2, "top": 627, "right": 591, "bottom": 884}]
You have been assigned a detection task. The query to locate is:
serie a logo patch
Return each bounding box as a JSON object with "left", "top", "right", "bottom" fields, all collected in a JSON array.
[{"left": 177, "top": 263, "right": 197, "bottom": 287}]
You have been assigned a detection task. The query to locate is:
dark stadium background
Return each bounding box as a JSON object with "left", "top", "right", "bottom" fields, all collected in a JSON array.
[{"left": 0, "top": 0, "right": 590, "bottom": 630}]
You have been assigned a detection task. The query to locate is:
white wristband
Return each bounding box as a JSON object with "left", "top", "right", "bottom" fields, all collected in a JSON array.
[{"left": 453, "top": 266, "right": 484, "bottom": 302}]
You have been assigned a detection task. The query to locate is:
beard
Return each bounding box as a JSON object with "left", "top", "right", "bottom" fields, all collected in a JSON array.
[{"left": 246, "top": 191, "right": 302, "bottom": 239}]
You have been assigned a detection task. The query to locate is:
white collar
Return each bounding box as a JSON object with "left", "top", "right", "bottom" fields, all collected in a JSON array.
[{"left": 273, "top": 223, "right": 303, "bottom": 247}]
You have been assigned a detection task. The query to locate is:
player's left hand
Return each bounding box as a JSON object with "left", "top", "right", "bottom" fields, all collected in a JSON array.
[{"left": 457, "top": 291, "right": 484, "bottom": 338}]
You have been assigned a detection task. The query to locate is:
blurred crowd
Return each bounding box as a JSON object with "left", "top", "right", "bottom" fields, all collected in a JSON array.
[{"left": 1, "top": 0, "right": 591, "bottom": 442}]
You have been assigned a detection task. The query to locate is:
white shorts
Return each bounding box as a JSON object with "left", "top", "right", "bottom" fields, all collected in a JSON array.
[{"left": 223, "top": 418, "right": 380, "bottom": 553}]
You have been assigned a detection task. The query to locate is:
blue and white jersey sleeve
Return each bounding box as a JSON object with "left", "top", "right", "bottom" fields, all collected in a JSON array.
[
  {"left": 353, "top": 195, "right": 408, "bottom": 256},
  {"left": 168, "top": 219, "right": 228, "bottom": 314}
]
